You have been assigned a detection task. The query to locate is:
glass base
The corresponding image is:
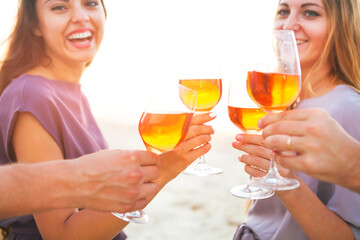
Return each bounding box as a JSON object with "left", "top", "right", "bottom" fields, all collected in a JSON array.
[
  {"left": 230, "top": 184, "right": 274, "bottom": 199},
  {"left": 112, "top": 210, "right": 149, "bottom": 224},
  {"left": 250, "top": 176, "right": 300, "bottom": 191},
  {"left": 182, "top": 164, "right": 223, "bottom": 176}
]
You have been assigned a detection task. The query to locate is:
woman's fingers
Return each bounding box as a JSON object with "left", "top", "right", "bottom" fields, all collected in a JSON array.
[
  {"left": 185, "top": 124, "right": 214, "bottom": 140},
  {"left": 244, "top": 164, "right": 268, "bottom": 178},
  {"left": 273, "top": 151, "right": 313, "bottom": 175},
  {"left": 233, "top": 139, "right": 271, "bottom": 160},
  {"left": 182, "top": 143, "right": 211, "bottom": 163},
  {"left": 264, "top": 134, "right": 306, "bottom": 153},
  {"left": 235, "top": 133, "right": 265, "bottom": 146},
  {"left": 239, "top": 154, "right": 270, "bottom": 172},
  {"left": 258, "top": 108, "right": 321, "bottom": 129},
  {"left": 180, "top": 134, "right": 212, "bottom": 156},
  {"left": 185, "top": 112, "right": 215, "bottom": 140},
  {"left": 239, "top": 153, "right": 295, "bottom": 178},
  {"left": 191, "top": 112, "right": 217, "bottom": 125},
  {"left": 262, "top": 121, "right": 307, "bottom": 139}
]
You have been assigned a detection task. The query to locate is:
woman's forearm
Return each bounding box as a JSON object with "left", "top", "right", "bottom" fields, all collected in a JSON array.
[
  {"left": 34, "top": 210, "right": 128, "bottom": 240},
  {"left": 277, "top": 180, "right": 354, "bottom": 240}
]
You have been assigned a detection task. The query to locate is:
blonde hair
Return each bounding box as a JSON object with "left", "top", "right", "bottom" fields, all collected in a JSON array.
[{"left": 306, "top": 0, "right": 360, "bottom": 92}]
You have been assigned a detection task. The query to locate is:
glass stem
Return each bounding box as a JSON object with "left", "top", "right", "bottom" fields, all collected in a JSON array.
[
  {"left": 196, "top": 155, "right": 209, "bottom": 170},
  {"left": 267, "top": 155, "right": 282, "bottom": 179},
  {"left": 198, "top": 155, "right": 206, "bottom": 165},
  {"left": 247, "top": 176, "right": 258, "bottom": 192},
  {"left": 246, "top": 176, "right": 254, "bottom": 187}
]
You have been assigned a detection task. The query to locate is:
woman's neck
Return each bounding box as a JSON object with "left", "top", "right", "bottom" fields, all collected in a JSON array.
[
  {"left": 26, "top": 58, "right": 86, "bottom": 83},
  {"left": 300, "top": 64, "right": 341, "bottom": 100}
]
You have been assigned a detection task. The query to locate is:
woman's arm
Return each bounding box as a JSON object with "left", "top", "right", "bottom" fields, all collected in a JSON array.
[
  {"left": 12, "top": 112, "right": 215, "bottom": 240},
  {"left": 233, "top": 133, "right": 354, "bottom": 240},
  {"left": 12, "top": 112, "right": 130, "bottom": 240}
]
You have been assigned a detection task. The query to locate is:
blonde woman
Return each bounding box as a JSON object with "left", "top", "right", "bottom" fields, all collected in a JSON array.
[{"left": 233, "top": 0, "right": 360, "bottom": 239}]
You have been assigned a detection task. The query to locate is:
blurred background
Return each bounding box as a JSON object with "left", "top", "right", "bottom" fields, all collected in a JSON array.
[
  {"left": 0, "top": 0, "right": 278, "bottom": 129},
  {"left": 1, "top": 1, "right": 279, "bottom": 239}
]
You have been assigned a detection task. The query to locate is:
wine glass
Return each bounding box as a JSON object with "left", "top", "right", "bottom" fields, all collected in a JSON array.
[
  {"left": 228, "top": 64, "right": 274, "bottom": 199},
  {"left": 113, "top": 83, "right": 197, "bottom": 223},
  {"left": 247, "top": 30, "right": 301, "bottom": 191},
  {"left": 178, "top": 49, "right": 223, "bottom": 176}
]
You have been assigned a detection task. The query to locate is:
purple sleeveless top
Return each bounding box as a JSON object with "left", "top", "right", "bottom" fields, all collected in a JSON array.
[{"left": 0, "top": 74, "right": 126, "bottom": 240}]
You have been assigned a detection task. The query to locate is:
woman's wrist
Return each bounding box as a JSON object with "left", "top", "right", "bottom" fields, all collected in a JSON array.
[{"left": 275, "top": 175, "right": 304, "bottom": 200}]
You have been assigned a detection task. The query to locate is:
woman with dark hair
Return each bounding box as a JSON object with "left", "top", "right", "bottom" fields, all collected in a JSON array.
[
  {"left": 0, "top": 0, "right": 107, "bottom": 93},
  {"left": 233, "top": 0, "right": 360, "bottom": 239},
  {"left": 0, "top": 0, "right": 214, "bottom": 239}
]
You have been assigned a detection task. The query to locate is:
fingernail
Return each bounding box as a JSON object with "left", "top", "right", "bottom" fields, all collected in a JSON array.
[
  {"left": 235, "top": 134, "right": 243, "bottom": 141},
  {"left": 257, "top": 118, "right": 263, "bottom": 128},
  {"left": 209, "top": 112, "right": 217, "bottom": 118}
]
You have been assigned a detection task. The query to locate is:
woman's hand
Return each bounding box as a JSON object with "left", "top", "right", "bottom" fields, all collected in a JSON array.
[
  {"left": 232, "top": 133, "right": 296, "bottom": 179},
  {"left": 259, "top": 108, "right": 360, "bottom": 192},
  {"left": 156, "top": 113, "right": 215, "bottom": 187}
]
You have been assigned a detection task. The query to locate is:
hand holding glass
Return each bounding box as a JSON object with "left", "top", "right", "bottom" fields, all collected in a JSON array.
[
  {"left": 247, "top": 30, "right": 301, "bottom": 191},
  {"left": 228, "top": 64, "right": 274, "bottom": 199},
  {"left": 112, "top": 84, "right": 197, "bottom": 223},
  {"left": 179, "top": 49, "right": 223, "bottom": 176}
]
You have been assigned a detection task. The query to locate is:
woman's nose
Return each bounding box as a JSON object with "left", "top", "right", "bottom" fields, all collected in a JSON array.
[
  {"left": 282, "top": 14, "right": 300, "bottom": 31},
  {"left": 71, "top": 6, "right": 90, "bottom": 23}
]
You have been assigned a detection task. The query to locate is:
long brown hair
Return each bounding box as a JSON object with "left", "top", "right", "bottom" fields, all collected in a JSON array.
[
  {"left": 0, "top": 0, "right": 107, "bottom": 94},
  {"left": 320, "top": 0, "right": 360, "bottom": 91},
  {"left": 303, "top": 0, "right": 360, "bottom": 92}
]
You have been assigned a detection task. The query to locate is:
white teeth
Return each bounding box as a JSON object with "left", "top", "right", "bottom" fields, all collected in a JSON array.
[
  {"left": 68, "top": 31, "right": 92, "bottom": 40},
  {"left": 296, "top": 40, "right": 307, "bottom": 45}
]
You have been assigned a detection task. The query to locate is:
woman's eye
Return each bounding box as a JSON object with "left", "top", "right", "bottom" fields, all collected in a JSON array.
[
  {"left": 278, "top": 9, "right": 290, "bottom": 16},
  {"left": 304, "top": 10, "right": 320, "bottom": 17},
  {"left": 51, "top": 5, "right": 66, "bottom": 11},
  {"left": 86, "top": 1, "right": 99, "bottom": 7}
]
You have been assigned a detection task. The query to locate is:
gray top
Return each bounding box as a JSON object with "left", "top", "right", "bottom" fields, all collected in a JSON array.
[{"left": 245, "top": 85, "right": 360, "bottom": 240}]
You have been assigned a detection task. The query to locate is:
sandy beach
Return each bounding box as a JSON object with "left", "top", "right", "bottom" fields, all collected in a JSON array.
[{"left": 97, "top": 117, "right": 250, "bottom": 240}]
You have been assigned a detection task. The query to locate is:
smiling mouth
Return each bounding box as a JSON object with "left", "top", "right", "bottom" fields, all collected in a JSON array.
[
  {"left": 296, "top": 40, "right": 307, "bottom": 45},
  {"left": 67, "top": 31, "right": 93, "bottom": 44}
]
